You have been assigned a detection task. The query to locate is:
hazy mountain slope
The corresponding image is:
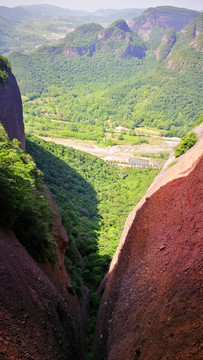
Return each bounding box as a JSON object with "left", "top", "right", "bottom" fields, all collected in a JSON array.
[
  {"left": 0, "top": 5, "right": 89, "bottom": 20},
  {"left": 130, "top": 6, "right": 200, "bottom": 40},
  {"left": 166, "top": 13, "right": 203, "bottom": 70},
  {"left": 0, "top": 5, "right": 145, "bottom": 55}
]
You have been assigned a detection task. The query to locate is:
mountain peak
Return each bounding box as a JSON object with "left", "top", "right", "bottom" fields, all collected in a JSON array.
[{"left": 112, "top": 19, "right": 132, "bottom": 33}]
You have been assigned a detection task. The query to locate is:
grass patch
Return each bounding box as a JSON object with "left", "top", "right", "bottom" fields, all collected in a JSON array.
[{"left": 167, "top": 161, "right": 177, "bottom": 168}]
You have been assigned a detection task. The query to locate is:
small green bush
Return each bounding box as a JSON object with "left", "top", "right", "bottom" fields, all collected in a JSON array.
[
  {"left": 0, "top": 55, "right": 11, "bottom": 86},
  {"left": 175, "top": 132, "right": 197, "bottom": 158}
]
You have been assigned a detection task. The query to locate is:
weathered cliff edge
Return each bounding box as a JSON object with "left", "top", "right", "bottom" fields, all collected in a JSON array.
[
  {"left": 94, "top": 126, "right": 203, "bottom": 360},
  {"left": 0, "top": 74, "right": 25, "bottom": 149}
]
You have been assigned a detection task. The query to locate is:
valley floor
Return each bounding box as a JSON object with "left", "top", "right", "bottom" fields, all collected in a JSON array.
[{"left": 38, "top": 136, "right": 180, "bottom": 163}]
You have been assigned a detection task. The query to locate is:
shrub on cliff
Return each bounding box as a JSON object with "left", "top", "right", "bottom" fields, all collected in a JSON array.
[
  {"left": 175, "top": 132, "right": 197, "bottom": 157},
  {"left": 0, "top": 55, "right": 11, "bottom": 86},
  {"left": 0, "top": 125, "right": 56, "bottom": 262}
]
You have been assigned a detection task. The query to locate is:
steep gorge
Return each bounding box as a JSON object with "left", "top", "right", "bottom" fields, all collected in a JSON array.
[{"left": 1, "top": 29, "right": 203, "bottom": 360}]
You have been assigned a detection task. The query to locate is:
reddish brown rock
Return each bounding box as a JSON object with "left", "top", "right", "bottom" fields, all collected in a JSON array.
[
  {"left": 0, "top": 74, "right": 25, "bottom": 149},
  {"left": 43, "top": 187, "right": 68, "bottom": 261},
  {"left": 0, "top": 226, "right": 85, "bottom": 360},
  {"left": 94, "top": 134, "right": 203, "bottom": 360}
]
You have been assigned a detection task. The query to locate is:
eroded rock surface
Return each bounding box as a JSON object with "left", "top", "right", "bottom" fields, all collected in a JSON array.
[
  {"left": 94, "top": 135, "right": 203, "bottom": 360},
  {"left": 0, "top": 226, "right": 85, "bottom": 360}
]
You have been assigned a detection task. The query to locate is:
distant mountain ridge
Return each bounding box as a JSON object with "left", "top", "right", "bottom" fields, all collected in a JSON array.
[
  {"left": 130, "top": 6, "right": 200, "bottom": 40},
  {"left": 0, "top": 4, "right": 89, "bottom": 19},
  {"left": 0, "top": 4, "right": 144, "bottom": 20},
  {"left": 38, "top": 19, "right": 146, "bottom": 59}
]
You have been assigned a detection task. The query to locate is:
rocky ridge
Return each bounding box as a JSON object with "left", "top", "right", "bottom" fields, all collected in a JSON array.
[
  {"left": 37, "top": 20, "right": 146, "bottom": 60},
  {"left": 130, "top": 6, "right": 200, "bottom": 40}
]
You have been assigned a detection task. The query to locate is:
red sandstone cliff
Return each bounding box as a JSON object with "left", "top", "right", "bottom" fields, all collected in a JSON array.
[
  {"left": 94, "top": 126, "right": 203, "bottom": 360},
  {"left": 0, "top": 154, "right": 85, "bottom": 359},
  {"left": 0, "top": 225, "right": 85, "bottom": 360},
  {"left": 0, "top": 69, "right": 85, "bottom": 359},
  {"left": 0, "top": 73, "right": 25, "bottom": 149}
]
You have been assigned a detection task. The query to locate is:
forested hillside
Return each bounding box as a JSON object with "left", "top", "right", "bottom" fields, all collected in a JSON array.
[
  {"left": 9, "top": 10, "right": 203, "bottom": 139},
  {"left": 0, "top": 125, "right": 56, "bottom": 262}
]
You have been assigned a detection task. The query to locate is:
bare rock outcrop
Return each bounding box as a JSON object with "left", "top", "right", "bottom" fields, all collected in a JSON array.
[
  {"left": 94, "top": 131, "right": 203, "bottom": 360},
  {"left": 121, "top": 44, "right": 146, "bottom": 59},
  {"left": 0, "top": 73, "right": 25, "bottom": 149},
  {"left": 64, "top": 44, "right": 96, "bottom": 57},
  {"left": 0, "top": 226, "right": 85, "bottom": 360},
  {"left": 155, "top": 28, "right": 176, "bottom": 60}
]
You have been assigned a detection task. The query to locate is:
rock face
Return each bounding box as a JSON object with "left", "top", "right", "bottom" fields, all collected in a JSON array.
[
  {"left": 121, "top": 44, "right": 146, "bottom": 59},
  {"left": 0, "top": 73, "right": 25, "bottom": 149},
  {"left": 0, "top": 226, "right": 85, "bottom": 360},
  {"left": 64, "top": 44, "right": 96, "bottom": 57},
  {"left": 94, "top": 132, "right": 203, "bottom": 360},
  {"left": 155, "top": 28, "right": 176, "bottom": 60},
  {"left": 64, "top": 47, "right": 89, "bottom": 57},
  {"left": 43, "top": 187, "right": 69, "bottom": 260},
  {"left": 130, "top": 6, "right": 200, "bottom": 40}
]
